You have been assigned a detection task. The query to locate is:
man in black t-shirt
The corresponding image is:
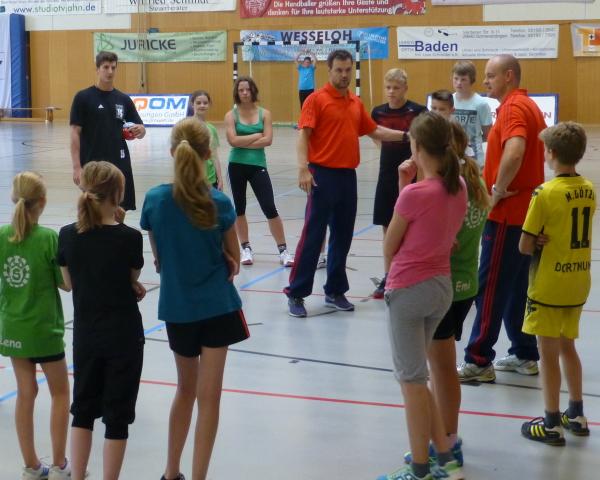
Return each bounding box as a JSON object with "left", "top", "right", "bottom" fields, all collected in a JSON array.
[
  {"left": 70, "top": 51, "right": 145, "bottom": 211},
  {"left": 371, "top": 68, "right": 427, "bottom": 298}
]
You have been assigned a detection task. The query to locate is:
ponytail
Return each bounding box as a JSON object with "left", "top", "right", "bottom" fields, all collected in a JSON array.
[
  {"left": 440, "top": 145, "right": 462, "bottom": 195},
  {"left": 76, "top": 161, "right": 125, "bottom": 233},
  {"left": 461, "top": 156, "right": 490, "bottom": 211},
  {"left": 9, "top": 172, "right": 46, "bottom": 243},
  {"left": 171, "top": 118, "right": 216, "bottom": 229}
]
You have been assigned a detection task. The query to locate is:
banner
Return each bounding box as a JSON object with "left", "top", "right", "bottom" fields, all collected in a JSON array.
[
  {"left": 426, "top": 94, "right": 558, "bottom": 127},
  {"left": 239, "top": 0, "right": 425, "bottom": 18},
  {"left": 433, "top": 0, "right": 592, "bottom": 4},
  {"left": 94, "top": 32, "right": 227, "bottom": 63},
  {"left": 0, "top": 14, "right": 29, "bottom": 112},
  {"left": 571, "top": 24, "right": 600, "bottom": 56},
  {"left": 239, "top": 28, "right": 389, "bottom": 61},
  {"left": 104, "top": 0, "right": 234, "bottom": 13},
  {"left": 129, "top": 94, "right": 189, "bottom": 126},
  {"left": 397, "top": 25, "right": 558, "bottom": 59},
  {"left": 0, "top": 0, "right": 99, "bottom": 15}
]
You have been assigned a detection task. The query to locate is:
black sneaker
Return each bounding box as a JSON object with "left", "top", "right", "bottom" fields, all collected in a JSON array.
[
  {"left": 160, "top": 474, "right": 185, "bottom": 480},
  {"left": 521, "top": 417, "right": 565, "bottom": 446},
  {"left": 288, "top": 297, "right": 307, "bottom": 317},
  {"left": 561, "top": 411, "right": 590, "bottom": 436},
  {"left": 373, "top": 274, "right": 387, "bottom": 299},
  {"left": 324, "top": 294, "right": 354, "bottom": 311}
]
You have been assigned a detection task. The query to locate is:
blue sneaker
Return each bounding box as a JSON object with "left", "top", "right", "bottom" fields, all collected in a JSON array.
[
  {"left": 431, "top": 460, "right": 464, "bottom": 479},
  {"left": 404, "top": 438, "right": 463, "bottom": 467},
  {"left": 288, "top": 297, "right": 307, "bottom": 317},
  {"left": 324, "top": 294, "right": 354, "bottom": 311},
  {"left": 376, "top": 465, "right": 433, "bottom": 480}
]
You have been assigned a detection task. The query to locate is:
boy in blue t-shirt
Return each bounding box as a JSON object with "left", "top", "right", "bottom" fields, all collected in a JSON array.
[{"left": 296, "top": 51, "right": 317, "bottom": 109}]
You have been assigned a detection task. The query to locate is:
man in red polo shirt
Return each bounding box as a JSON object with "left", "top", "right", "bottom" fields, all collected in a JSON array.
[
  {"left": 285, "top": 49, "right": 408, "bottom": 317},
  {"left": 458, "top": 54, "right": 545, "bottom": 381}
]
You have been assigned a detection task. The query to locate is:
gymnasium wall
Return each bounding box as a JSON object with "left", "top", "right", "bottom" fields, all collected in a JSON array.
[{"left": 29, "top": 3, "right": 599, "bottom": 124}]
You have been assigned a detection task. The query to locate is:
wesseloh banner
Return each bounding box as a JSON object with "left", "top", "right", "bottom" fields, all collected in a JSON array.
[
  {"left": 397, "top": 25, "right": 558, "bottom": 60},
  {"left": 94, "top": 32, "right": 227, "bottom": 62},
  {"left": 239, "top": 0, "right": 424, "bottom": 18},
  {"left": 239, "top": 28, "right": 389, "bottom": 61}
]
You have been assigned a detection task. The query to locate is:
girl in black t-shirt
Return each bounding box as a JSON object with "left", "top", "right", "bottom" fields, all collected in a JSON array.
[{"left": 57, "top": 161, "right": 145, "bottom": 480}]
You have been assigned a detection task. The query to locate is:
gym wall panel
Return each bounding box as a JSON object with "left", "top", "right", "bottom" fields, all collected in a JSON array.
[{"left": 28, "top": 3, "right": 599, "bottom": 124}]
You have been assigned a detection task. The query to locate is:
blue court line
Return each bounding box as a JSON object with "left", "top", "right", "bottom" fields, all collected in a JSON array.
[{"left": 0, "top": 322, "right": 167, "bottom": 404}]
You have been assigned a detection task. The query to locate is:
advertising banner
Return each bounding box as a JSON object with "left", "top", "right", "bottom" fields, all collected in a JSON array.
[
  {"left": 94, "top": 32, "right": 227, "bottom": 63},
  {"left": 129, "top": 94, "right": 189, "bottom": 126},
  {"left": 571, "top": 23, "right": 600, "bottom": 56},
  {"left": 426, "top": 94, "right": 558, "bottom": 127},
  {"left": 397, "top": 25, "right": 558, "bottom": 59},
  {"left": 239, "top": 28, "right": 388, "bottom": 61},
  {"left": 239, "top": 0, "right": 425, "bottom": 18},
  {"left": 104, "top": 0, "right": 234, "bottom": 13},
  {"left": 432, "top": 0, "right": 591, "bottom": 4},
  {"left": 0, "top": 0, "right": 99, "bottom": 15}
]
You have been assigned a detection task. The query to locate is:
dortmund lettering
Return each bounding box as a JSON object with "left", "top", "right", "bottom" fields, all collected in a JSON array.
[{"left": 554, "top": 261, "right": 591, "bottom": 273}]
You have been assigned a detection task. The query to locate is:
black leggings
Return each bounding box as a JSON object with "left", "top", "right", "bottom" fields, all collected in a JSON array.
[{"left": 228, "top": 162, "right": 279, "bottom": 219}]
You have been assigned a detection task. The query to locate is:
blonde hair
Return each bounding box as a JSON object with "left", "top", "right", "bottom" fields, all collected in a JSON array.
[
  {"left": 171, "top": 117, "right": 216, "bottom": 228},
  {"left": 384, "top": 68, "right": 408, "bottom": 84},
  {"left": 10, "top": 172, "right": 46, "bottom": 243},
  {"left": 449, "top": 122, "right": 490, "bottom": 211},
  {"left": 539, "top": 121, "right": 587, "bottom": 166},
  {"left": 77, "top": 161, "right": 125, "bottom": 233},
  {"left": 410, "top": 112, "right": 462, "bottom": 195}
]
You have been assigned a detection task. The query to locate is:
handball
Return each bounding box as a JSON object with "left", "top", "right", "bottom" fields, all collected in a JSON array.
[{"left": 122, "top": 122, "right": 136, "bottom": 140}]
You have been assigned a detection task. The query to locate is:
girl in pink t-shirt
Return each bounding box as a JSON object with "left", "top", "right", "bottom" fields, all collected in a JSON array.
[{"left": 378, "top": 112, "right": 467, "bottom": 480}]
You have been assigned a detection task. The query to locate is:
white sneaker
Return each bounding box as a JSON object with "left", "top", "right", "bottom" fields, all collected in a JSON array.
[
  {"left": 316, "top": 254, "right": 327, "bottom": 269},
  {"left": 279, "top": 249, "right": 294, "bottom": 267},
  {"left": 241, "top": 247, "right": 253, "bottom": 265},
  {"left": 49, "top": 459, "right": 71, "bottom": 480},
  {"left": 22, "top": 463, "right": 50, "bottom": 480},
  {"left": 494, "top": 354, "right": 539, "bottom": 375}
]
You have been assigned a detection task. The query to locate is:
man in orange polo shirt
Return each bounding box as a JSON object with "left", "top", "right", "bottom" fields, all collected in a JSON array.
[
  {"left": 458, "top": 54, "right": 545, "bottom": 382},
  {"left": 285, "top": 49, "right": 408, "bottom": 317}
]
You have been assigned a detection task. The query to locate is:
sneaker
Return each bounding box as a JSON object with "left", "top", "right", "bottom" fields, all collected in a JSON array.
[
  {"left": 431, "top": 460, "right": 465, "bottom": 480},
  {"left": 241, "top": 247, "right": 253, "bottom": 265},
  {"left": 22, "top": 463, "right": 50, "bottom": 480},
  {"left": 493, "top": 354, "right": 539, "bottom": 375},
  {"left": 376, "top": 465, "right": 433, "bottom": 480},
  {"left": 457, "top": 362, "right": 495, "bottom": 382},
  {"left": 288, "top": 297, "right": 307, "bottom": 317},
  {"left": 561, "top": 411, "right": 590, "bottom": 436},
  {"left": 373, "top": 274, "right": 387, "bottom": 299},
  {"left": 521, "top": 417, "right": 565, "bottom": 446},
  {"left": 325, "top": 294, "right": 354, "bottom": 311},
  {"left": 404, "top": 438, "right": 463, "bottom": 467},
  {"left": 48, "top": 459, "right": 70, "bottom": 480},
  {"left": 160, "top": 475, "right": 186, "bottom": 480},
  {"left": 316, "top": 254, "right": 327, "bottom": 269},
  {"left": 279, "top": 249, "right": 294, "bottom": 267}
]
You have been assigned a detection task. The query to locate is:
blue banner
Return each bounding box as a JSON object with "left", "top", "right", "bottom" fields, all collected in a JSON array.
[{"left": 239, "top": 28, "right": 389, "bottom": 61}]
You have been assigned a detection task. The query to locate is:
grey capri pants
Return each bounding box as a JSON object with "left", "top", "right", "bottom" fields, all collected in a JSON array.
[{"left": 385, "top": 276, "right": 453, "bottom": 384}]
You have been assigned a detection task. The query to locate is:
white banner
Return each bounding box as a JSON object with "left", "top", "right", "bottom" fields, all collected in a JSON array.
[
  {"left": 0, "top": 0, "right": 100, "bottom": 15},
  {"left": 433, "top": 0, "right": 592, "bottom": 4},
  {"left": 129, "top": 94, "right": 189, "bottom": 127},
  {"left": 397, "top": 25, "right": 558, "bottom": 59},
  {"left": 104, "top": 0, "right": 234, "bottom": 13},
  {"left": 427, "top": 94, "right": 558, "bottom": 127},
  {"left": 0, "top": 16, "right": 10, "bottom": 108}
]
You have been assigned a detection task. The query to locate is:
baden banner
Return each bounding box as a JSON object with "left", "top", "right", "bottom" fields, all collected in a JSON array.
[
  {"left": 129, "top": 94, "right": 189, "bottom": 126},
  {"left": 94, "top": 32, "right": 227, "bottom": 62},
  {"left": 104, "top": 0, "right": 234, "bottom": 13},
  {"left": 571, "top": 24, "right": 600, "bottom": 57},
  {"left": 239, "top": 0, "right": 425, "bottom": 18},
  {"left": 397, "top": 25, "right": 558, "bottom": 60},
  {"left": 239, "top": 28, "right": 389, "bottom": 61}
]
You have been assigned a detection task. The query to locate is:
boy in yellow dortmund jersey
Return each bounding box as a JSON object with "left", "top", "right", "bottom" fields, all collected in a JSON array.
[{"left": 519, "top": 122, "right": 595, "bottom": 446}]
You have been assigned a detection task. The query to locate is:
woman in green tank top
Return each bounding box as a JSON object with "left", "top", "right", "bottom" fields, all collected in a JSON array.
[{"left": 224, "top": 76, "right": 294, "bottom": 267}]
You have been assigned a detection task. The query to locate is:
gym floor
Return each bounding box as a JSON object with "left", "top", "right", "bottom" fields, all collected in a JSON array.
[{"left": 0, "top": 122, "right": 599, "bottom": 479}]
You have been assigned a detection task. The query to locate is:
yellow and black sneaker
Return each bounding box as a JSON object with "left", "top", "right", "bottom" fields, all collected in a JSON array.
[
  {"left": 561, "top": 411, "right": 590, "bottom": 436},
  {"left": 521, "top": 417, "right": 565, "bottom": 446}
]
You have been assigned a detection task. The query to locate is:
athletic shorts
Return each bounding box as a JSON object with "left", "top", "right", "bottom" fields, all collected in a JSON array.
[
  {"left": 166, "top": 310, "right": 249, "bottom": 357},
  {"left": 433, "top": 297, "right": 475, "bottom": 341},
  {"left": 29, "top": 351, "right": 65, "bottom": 364},
  {"left": 522, "top": 300, "right": 582, "bottom": 340}
]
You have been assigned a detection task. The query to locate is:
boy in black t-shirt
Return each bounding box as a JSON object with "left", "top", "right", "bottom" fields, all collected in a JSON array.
[
  {"left": 70, "top": 51, "right": 145, "bottom": 212},
  {"left": 371, "top": 68, "right": 427, "bottom": 298}
]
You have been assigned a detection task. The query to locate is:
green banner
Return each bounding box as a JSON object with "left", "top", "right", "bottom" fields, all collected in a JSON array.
[{"left": 93, "top": 31, "right": 227, "bottom": 62}]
